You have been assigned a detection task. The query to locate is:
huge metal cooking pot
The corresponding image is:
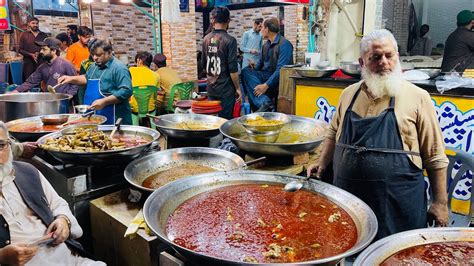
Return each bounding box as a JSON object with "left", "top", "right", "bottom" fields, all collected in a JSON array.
[
  {"left": 151, "top": 114, "right": 227, "bottom": 139},
  {"left": 124, "top": 147, "right": 246, "bottom": 192},
  {"left": 0, "top": 93, "right": 72, "bottom": 122},
  {"left": 220, "top": 115, "right": 327, "bottom": 156},
  {"left": 354, "top": 227, "right": 474, "bottom": 265},
  {"left": 143, "top": 171, "right": 378, "bottom": 265},
  {"left": 37, "top": 124, "right": 160, "bottom": 165},
  {"left": 6, "top": 114, "right": 107, "bottom": 141}
]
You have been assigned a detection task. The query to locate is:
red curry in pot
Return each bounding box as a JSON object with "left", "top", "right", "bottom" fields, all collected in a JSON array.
[
  {"left": 381, "top": 241, "right": 474, "bottom": 265},
  {"left": 166, "top": 184, "right": 358, "bottom": 263}
]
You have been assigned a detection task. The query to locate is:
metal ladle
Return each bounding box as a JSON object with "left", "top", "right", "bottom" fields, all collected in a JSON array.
[
  {"left": 284, "top": 174, "right": 318, "bottom": 193},
  {"left": 146, "top": 114, "right": 191, "bottom": 129},
  {"left": 47, "top": 83, "right": 63, "bottom": 94}
]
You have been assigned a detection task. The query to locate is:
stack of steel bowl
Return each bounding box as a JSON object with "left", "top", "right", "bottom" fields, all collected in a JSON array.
[{"left": 237, "top": 112, "right": 290, "bottom": 143}]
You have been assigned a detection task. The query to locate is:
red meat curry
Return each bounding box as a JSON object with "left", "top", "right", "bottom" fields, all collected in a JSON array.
[{"left": 166, "top": 184, "right": 358, "bottom": 263}]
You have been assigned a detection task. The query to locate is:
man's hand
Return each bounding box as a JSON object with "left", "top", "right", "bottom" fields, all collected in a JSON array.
[
  {"left": 57, "top": 75, "right": 73, "bottom": 85},
  {"left": 21, "top": 142, "right": 37, "bottom": 159},
  {"left": 427, "top": 202, "right": 449, "bottom": 227},
  {"left": 90, "top": 98, "right": 108, "bottom": 110},
  {"left": 253, "top": 84, "right": 268, "bottom": 97},
  {"left": 46, "top": 216, "right": 70, "bottom": 245},
  {"left": 248, "top": 59, "right": 256, "bottom": 69},
  {"left": 31, "top": 53, "right": 38, "bottom": 62},
  {"left": 0, "top": 244, "right": 38, "bottom": 265},
  {"left": 250, "top": 49, "right": 259, "bottom": 55},
  {"left": 235, "top": 88, "right": 242, "bottom": 102},
  {"left": 306, "top": 161, "right": 324, "bottom": 178}
]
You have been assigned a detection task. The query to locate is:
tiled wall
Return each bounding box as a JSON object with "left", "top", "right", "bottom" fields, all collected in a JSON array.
[
  {"left": 36, "top": 15, "right": 78, "bottom": 37},
  {"left": 195, "top": 5, "right": 309, "bottom": 64}
]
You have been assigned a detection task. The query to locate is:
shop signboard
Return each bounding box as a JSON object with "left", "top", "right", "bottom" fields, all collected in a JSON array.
[
  {"left": 180, "top": 0, "right": 189, "bottom": 12},
  {"left": 0, "top": 0, "right": 10, "bottom": 31}
]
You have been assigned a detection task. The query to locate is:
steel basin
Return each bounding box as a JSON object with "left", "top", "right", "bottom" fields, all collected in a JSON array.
[
  {"left": 37, "top": 125, "right": 160, "bottom": 165},
  {"left": 124, "top": 147, "right": 246, "bottom": 192},
  {"left": 354, "top": 227, "right": 474, "bottom": 265},
  {"left": 340, "top": 61, "right": 361, "bottom": 78},
  {"left": 6, "top": 114, "right": 107, "bottom": 142},
  {"left": 152, "top": 114, "right": 227, "bottom": 139},
  {"left": 220, "top": 115, "right": 327, "bottom": 156},
  {"left": 143, "top": 171, "right": 378, "bottom": 265},
  {"left": 0, "top": 93, "right": 72, "bottom": 122},
  {"left": 295, "top": 67, "right": 338, "bottom": 78}
]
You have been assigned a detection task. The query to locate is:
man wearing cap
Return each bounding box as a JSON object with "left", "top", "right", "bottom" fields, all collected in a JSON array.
[
  {"left": 8, "top": 38, "right": 78, "bottom": 96},
  {"left": 18, "top": 17, "right": 48, "bottom": 81},
  {"left": 441, "top": 10, "right": 474, "bottom": 73}
]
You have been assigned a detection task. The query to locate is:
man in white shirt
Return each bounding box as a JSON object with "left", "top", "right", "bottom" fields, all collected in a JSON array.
[{"left": 0, "top": 122, "right": 104, "bottom": 265}]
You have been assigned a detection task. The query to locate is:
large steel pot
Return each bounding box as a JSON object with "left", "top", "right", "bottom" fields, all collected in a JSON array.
[
  {"left": 354, "top": 227, "right": 474, "bottom": 265},
  {"left": 6, "top": 114, "right": 107, "bottom": 141},
  {"left": 124, "top": 147, "right": 246, "bottom": 192},
  {"left": 37, "top": 125, "right": 160, "bottom": 165},
  {"left": 143, "top": 171, "right": 378, "bottom": 265},
  {"left": 151, "top": 114, "right": 227, "bottom": 139},
  {"left": 220, "top": 115, "right": 327, "bottom": 156},
  {"left": 0, "top": 93, "right": 72, "bottom": 122}
]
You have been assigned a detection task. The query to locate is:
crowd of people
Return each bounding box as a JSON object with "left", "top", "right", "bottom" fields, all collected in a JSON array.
[{"left": 7, "top": 17, "right": 184, "bottom": 126}]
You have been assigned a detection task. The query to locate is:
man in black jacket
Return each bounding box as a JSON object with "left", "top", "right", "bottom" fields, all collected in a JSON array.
[
  {"left": 241, "top": 17, "right": 293, "bottom": 112},
  {"left": 201, "top": 7, "right": 241, "bottom": 119}
]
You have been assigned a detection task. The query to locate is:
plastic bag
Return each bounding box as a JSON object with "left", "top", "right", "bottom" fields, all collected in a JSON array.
[{"left": 435, "top": 72, "right": 473, "bottom": 93}]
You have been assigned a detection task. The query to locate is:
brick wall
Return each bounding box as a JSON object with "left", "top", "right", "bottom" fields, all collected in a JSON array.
[
  {"left": 36, "top": 15, "right": 78, "bottom": 36},
  {"left": 391, "top": 0, "right": 409, "bottom": 55},
  {"left": 161, "top": 0, "right": 197, "bottom": 81},
  {"left": 195, "top": 5, "right": 308, "bottom": 64}
]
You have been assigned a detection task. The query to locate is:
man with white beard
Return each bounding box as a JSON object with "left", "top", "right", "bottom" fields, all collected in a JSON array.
[
  {"left": 0, "top": 122, "right": 105, "bottom": 265},
  {"left": 307, "top": 29, "right": 449, "bottom": 240}
]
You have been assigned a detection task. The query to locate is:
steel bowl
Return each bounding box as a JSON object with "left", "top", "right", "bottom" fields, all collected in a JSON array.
[
  {"left": 340, "top": 61, "right": 361, "bottom": 78},
  {"left": 237, "top": 112, "right": 290, "bottom": 133},
  {"left": 37, "top": 125, "right": 160, "bottom": 165},
  {"left": 124, "top": 147, "right": 246, "bottom": 192},
  {"left": 296, "top": 66, "right": 338, "bottom": 78},
  {"left": 0, "top": 92, "right": 72, "bottom": 122},
  {"left": 221, "top": 115, "right": 327, "bottom": 156},
  {"left": 143, "top": 171, "right": 378, "bottom": 265},
  {"left": 74, "top": 105, "right": 91, "bottom": 114},
  {"left": 416, "top": 68, "right": 441, "bottom": 79},
  {"left": 151, "top": 114, "right": 227, "bottom": 139},
  {"left": 6, "top": 114, "right": 107, "bottom": 142},
  {"left": 40, "top": 114, "right": 69, "bottom": 125},
  {"left": 354, "top": 227, "right": 474, "bottom": 265}
]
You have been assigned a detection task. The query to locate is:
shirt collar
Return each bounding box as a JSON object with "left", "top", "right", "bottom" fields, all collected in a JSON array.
[{"left": 267, "top": 34, "right": 281, "bottom": 46}]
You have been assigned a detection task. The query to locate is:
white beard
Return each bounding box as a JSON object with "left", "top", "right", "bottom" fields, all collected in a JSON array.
[
  {"left": 361, "top": 62, "right": 403, "bottom": 98},
  {"left": 0, "top": 149, "right": 13, "bottom": 184}
]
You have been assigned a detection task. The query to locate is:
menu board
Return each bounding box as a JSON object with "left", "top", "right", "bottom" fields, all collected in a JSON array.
[{"left": 0, "top": 0, "right": 10, "bottom": 30}]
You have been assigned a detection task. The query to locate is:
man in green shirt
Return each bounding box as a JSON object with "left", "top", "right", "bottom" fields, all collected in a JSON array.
[{"left": 58, "top": 39, "right": 133, "bottom": 125}]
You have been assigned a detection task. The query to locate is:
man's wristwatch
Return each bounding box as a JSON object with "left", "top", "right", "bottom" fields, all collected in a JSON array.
[{"left": 56, "top": 214, "right": 72, "bottom": 230}]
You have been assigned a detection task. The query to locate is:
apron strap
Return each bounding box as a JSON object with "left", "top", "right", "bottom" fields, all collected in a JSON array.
[
  {"left": 347, "top": 87, "right": 362, "bottom": 111},
  {"left": 336, "top": 143, "right": 421, "bottom": 156}
]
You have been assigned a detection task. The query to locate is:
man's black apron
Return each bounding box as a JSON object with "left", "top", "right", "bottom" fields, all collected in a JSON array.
[{"left": 333, "top": 89, "right": 427, "bottom": 240}]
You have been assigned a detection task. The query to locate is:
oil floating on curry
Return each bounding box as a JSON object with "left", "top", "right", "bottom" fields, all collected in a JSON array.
[{"left": 165, "top": 184, "right": 357, "bottom": 263}]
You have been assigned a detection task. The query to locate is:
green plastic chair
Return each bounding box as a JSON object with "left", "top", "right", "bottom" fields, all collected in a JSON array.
[
  {"left": 165, "top": 81, "right": 195, "bottom": 113},
  {"left": 131, "top": 85, "right": 158, "bottom": 128}
]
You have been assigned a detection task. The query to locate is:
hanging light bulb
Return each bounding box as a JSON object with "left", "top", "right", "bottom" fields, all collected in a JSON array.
[
  {"left": 120, "top": 0, "right": 132, "bottom": 3},
  {"left": 59, "top": 0, "right": 66, "bottom": 5},
  {"left": 83, "top": 0, "right": 94, "bottom": 3},
  {"left": 101, "top": 0, "right": 109, "bottom": 2}
]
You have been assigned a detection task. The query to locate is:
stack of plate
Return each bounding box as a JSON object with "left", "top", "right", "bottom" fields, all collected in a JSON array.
[{"left": 191, "top": 100, "right": 222, "bottom": 114}]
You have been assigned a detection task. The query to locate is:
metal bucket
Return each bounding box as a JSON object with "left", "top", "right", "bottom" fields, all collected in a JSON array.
[{"left": 0, "top": 92, "right": 72, "bottom": 122}]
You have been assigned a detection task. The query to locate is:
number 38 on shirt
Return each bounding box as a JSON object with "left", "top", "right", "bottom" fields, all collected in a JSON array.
[{"left": 206, "top": 56, "right": 221, "bottom": 76}]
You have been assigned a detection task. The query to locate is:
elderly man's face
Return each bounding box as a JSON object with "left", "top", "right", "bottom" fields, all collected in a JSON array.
[
  {"left": 361, "top": 39, "right": 398, "bottom": 76},
  {"left": 0, "top": 129, "right": 10, "bottom": 165}
]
